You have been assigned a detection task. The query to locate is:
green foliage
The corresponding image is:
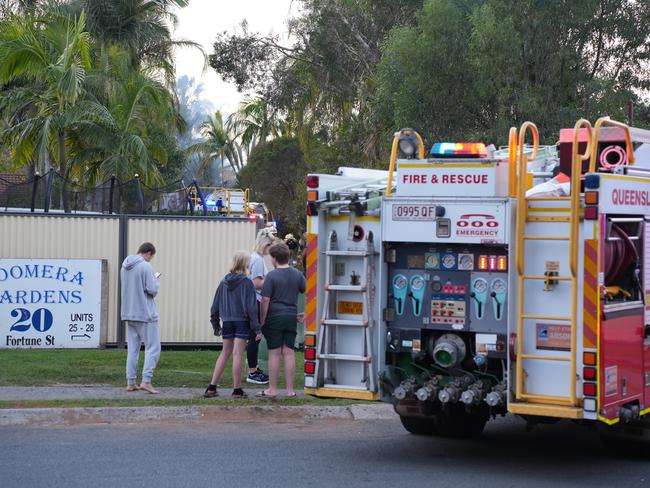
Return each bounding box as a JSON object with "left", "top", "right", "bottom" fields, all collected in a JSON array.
[
  {"left": 239, "top": 137, "right": 307, "bottom": 234},
  {"left": 373, "top": 0, "right": 650, "bottom": 143},
  {"left": 0, "top": 0, "right": 192, "bottom": 194}
]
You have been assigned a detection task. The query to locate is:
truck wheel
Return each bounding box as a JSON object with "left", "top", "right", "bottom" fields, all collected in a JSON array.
[
  {"left": 399, "top": 415, "right": 438, "bottom": 436},
  {"left": 433, "top": 407, "right": 487, "bottom": 438}
]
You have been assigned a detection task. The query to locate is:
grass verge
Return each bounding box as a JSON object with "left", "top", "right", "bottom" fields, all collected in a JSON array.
[{"left": 0, "top": 349, "right": 305, "bottom": 388}]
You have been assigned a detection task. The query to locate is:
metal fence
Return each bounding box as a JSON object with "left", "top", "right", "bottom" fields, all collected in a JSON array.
[{"left": 0, "top": 212, "right": 258, "bottom": 346}]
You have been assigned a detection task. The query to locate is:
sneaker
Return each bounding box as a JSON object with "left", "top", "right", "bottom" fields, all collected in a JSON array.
[
  {"left": 232, "top": 388, "right": 247, "bottom": 398},
  {"left": 246, "top": 369, "right": 269, "bottom": 385}
]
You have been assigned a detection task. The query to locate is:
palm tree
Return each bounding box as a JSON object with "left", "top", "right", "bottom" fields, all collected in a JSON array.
[
  {"left": 0, "top": 10, "right": 94, "bottom": 210},
  {"left": 227, "top": 96, "right": 285, "bottom": 156},
  {"left": 186, "top": 111, "right": 242, "bottom": 185},
  {"left": 70, "top": 46, "right": 178, "bottom": 185},
  {"left": 69, "top": 0, "right": 201, "bottom": 86}
]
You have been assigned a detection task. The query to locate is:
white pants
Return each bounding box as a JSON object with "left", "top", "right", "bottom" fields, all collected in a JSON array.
[{"left": 126, "top": 321, "right": 161, "bottom": 384}]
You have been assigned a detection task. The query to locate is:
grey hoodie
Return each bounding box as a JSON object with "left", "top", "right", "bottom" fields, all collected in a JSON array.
[
  {"left": 210, "top": 273, "right": 260, "bottom": 334},
  {"left": 120, "top": 255, "right": 159, "bottom": 323}
]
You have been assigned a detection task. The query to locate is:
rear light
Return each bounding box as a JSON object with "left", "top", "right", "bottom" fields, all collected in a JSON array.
[
  {"left": 584, "top": 191, "right": 599, "bottom": 205},
  {"left": 583, "top": 351, "right": 597, "bottom": 365},
  {"left": 584, "top": 206, "right": 598, "bottom": 220},
  {"left": 307, "top": 202, "right": 318, "bottom": 216},
  {"left": 584, "top": 398, "right": 597, "bottom": 412},
  {"left": 304, "top": 361, "right": 316, "bottom": 375},
  {"left": 583, "top": 382, "right": 597, "bottom": 397},
  {"left": 248, "top": 214, "right": 257, "bottom": 221},
  {"left": 488, "top": 255, "right": 497, "bottom": 271},
  {"left": 583, "top": 367, "right": 597, "bottom": 381},
  {"left": 497, "top": 256, "right": 507, "bottom": 271},
  {"left": 306, "top": 175, "right": 319, "bottom": 188},
  {"left": 304, "top": 348, "right": 316, "bottom": 361},
  {"left": 307, "top": 190, "right": 318, "bottom": 202},
  {"left": 478, "top": 255, "right": 488, "bottom": 270},
  {"left": 304, "top": 335, "right": 316, "bottom": 347}
]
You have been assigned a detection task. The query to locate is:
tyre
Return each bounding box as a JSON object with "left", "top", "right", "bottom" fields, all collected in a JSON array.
[
  {"left": 399, "top": 415, "right": 438, "bottom": 436},
  {"left": 433, "top": 406, "right": 487, "bottom": 438}
]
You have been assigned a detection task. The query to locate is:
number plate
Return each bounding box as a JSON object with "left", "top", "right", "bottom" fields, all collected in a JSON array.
[
  {"left": 392, "top": 204, "right": 437, "bottom": 221},
  {"left": 338, "top": 301, "right": 363, "bottom": 315}
]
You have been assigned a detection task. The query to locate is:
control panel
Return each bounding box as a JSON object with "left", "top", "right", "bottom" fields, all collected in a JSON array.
[{"left": 386, "top": 243, "right": 508, "bottom": 334}]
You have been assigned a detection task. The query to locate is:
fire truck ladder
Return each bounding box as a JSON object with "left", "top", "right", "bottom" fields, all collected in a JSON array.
[
  {"left": 509, "top": 120, "right": 592, "bottom": 420},
  {"left": 314, "top": 230, "right": 377, "bottom": 397}
]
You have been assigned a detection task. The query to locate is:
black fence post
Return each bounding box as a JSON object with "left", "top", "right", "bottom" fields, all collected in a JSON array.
[
  {"left": 30, "top": 172, "right": 40, "bottom": 213},
  {"left": 43, "top": 168, "right": 54, "bottom": 213},
  {"left": 108, "top": 175, "right": 116, "bottom": 214},
  {"left": 193, "top": 180, "right": 207, "bottom": 216},
  {"left": 134, "top": 174, "right": 145, "bottom": 214},
  {"left": 117, "top": 214, "right": 128, "bottom": 349}
]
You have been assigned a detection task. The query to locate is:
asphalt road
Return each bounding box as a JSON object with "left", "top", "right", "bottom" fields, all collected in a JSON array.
[{"left": 1, "top": 415, "right": 648, "bottom": 488}]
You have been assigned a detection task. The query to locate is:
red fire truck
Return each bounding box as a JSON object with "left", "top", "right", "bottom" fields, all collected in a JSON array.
[{"left": 303, "top": 117, "right": 650, "bottom": 443}]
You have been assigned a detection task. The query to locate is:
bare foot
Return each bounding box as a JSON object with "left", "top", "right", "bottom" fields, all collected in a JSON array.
[
  {"left": 139, "top": 383, "right": 160, "bottom": 394},
  {"left": 126, "top": 385, "right": 140, "bottom": 392}
]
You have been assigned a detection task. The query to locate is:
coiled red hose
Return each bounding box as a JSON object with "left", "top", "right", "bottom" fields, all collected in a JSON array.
[{"left": 604, "top": 224, "right": 637, "bottom": 283}]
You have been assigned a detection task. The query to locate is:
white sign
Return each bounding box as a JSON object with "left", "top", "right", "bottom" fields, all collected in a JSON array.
[
  {"left": 599, "top": 174, "right": 650, "bottom": 214},
  {"left": 396, "top": 161, "right": 506, "bottom": 197},
  {"left": 383, "top": 198, "right": 509, "bottom": 244},
  {"left": 0, "top": 259, "right": 102, "bottom": 348}
]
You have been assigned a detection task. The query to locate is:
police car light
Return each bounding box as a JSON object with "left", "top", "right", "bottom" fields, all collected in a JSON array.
[{"left": 430, "top": 142, "right": 487, "bottom": 158}]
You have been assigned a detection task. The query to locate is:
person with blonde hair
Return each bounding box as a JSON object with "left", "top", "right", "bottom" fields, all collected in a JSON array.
[
  {"left": 205, "top": 251, "right": 261, "bottom": 398},
  {"left": 245, "top": 228, "right": 277, "bottom": 385}
]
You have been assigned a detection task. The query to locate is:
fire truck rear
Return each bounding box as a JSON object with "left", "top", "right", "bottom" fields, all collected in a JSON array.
[{"left": 304, "top": 117, "right": 650, "bottom": 443}]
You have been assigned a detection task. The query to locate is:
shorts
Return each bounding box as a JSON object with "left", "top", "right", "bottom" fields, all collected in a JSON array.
[
  {"left": 222, "top": 321, "right": 251, "bottom": 340},
  {"left": 263, "top": 315, "right": 297, "bottom": 350}
]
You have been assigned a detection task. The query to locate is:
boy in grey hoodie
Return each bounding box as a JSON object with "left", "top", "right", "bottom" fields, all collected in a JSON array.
[{"left": 120, "top": 242, "right": 161, "bottom": 394}]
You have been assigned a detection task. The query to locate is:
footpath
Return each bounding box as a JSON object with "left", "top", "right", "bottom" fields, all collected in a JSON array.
[{"left": 0, "top": 385, "right": 395, "bottom": 427}]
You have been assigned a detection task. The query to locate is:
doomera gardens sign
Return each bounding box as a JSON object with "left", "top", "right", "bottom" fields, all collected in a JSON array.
[{"left": 0, "top": 259, "right": 102, "bottom": 348}]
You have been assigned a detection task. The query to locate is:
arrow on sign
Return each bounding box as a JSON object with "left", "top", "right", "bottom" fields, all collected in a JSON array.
[{"left": 71, "top": 334, "right": 91, "bottom": 341}]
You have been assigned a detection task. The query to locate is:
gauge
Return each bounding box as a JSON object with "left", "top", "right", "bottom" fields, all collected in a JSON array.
[
  {"left": 410, "top": 276, "right": 425, "bottom": 291},
  {"left": 491, "top": 278, "right": 507, "bottom": 294},
  {"left": 431, "top": 281, "right": 442, "bottom": 292},
  {"left": 441, "top": 253, "right": 456, "bottom": 269},
  {"left": 393, "top": 275, "right": 407, "bottom": 289},
  {"left": 425, "top": 252, "right": 440, "bottom": 269},
  {"left": 472, "top": 278, "right": 487, "bottom": 294},
  {"left": 458, "top": 253, "right": 474, "bottom": 270}
]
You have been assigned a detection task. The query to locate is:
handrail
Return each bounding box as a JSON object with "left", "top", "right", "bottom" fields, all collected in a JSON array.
[
  {"left": 508, "top": 127, "right": 518, "bottom": 197},
  {"left": 569, "top": 118, "right": 593, "bottom": 407},
  {"left": 514, "top": 121, "right": 538, "bottom": 404},
  {"left": 588, "top": 116, "right": 635, "bottom": 172},
  {"left": 515, "top": 121, "right": 539, "bottom": 276},
  {"left": 385, "top": 129, "right": 425, "bottom": 197}
]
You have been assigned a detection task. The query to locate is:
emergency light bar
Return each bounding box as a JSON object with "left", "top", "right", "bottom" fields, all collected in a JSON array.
[{"left": 430, "top": 142, "right": 487, "bottom": 158}]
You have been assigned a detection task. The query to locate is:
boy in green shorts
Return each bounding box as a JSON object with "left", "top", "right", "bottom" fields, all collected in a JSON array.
[{"left": 256, "top": 241, "right": 306, "bottom": 398}]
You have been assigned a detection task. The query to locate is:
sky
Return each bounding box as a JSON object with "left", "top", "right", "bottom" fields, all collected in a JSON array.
[{"left": 174, "top": 0, "right": 298, "bottom": 116}]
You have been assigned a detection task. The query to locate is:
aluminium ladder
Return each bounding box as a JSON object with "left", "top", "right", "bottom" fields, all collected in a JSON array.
[
  {"left": 509, "top": 121, "right": 587, "bottom": 419},
  {"left": 314, "top": 230, "right": 377, "bottom": 393}
]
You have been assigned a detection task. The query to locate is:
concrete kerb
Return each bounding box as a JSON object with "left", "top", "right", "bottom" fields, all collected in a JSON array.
[{"left": 0, "top": 403, "right": 396, "bottom": 427}]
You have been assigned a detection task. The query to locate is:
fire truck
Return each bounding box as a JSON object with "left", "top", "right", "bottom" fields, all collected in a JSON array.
[{"left": 303, "top": 116, "right": 650, "bottom": 442}]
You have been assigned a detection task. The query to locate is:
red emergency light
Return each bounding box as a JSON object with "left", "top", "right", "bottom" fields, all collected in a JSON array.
[{"left": 430, "top": 142, "right": 488, "bottom": 158}]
